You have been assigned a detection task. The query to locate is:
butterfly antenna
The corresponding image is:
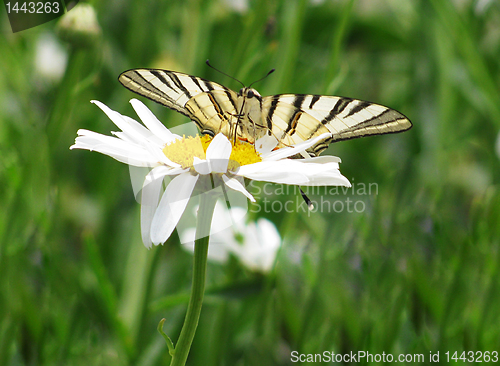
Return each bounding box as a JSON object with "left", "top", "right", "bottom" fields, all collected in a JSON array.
[
  {"left": 300, "top": 188, "right": 314, "bottom": 211},
  {"left": 206, "top": 60, "right": 245, "bottom": 88},
  {"left": 248, "top": 68, "right": 275, "bottom": 88}
]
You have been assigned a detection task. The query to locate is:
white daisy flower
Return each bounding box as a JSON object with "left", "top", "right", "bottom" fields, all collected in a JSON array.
[
  {"left": 181, "top": 202, "right": 281, "bottom": 272},
  {"left": 179, "top": 201, "right": 247, "bottom": 264},
  {"left": 226, "top": 212, "right": 281, "bottom": 273},
  {"left": 70, "top": 99, "right": 350, "bottom": 248}
]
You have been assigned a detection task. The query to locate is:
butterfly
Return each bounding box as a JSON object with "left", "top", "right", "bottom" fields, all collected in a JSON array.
[{"left": 118, "top": 68, "right": 412, "bottom": 158}]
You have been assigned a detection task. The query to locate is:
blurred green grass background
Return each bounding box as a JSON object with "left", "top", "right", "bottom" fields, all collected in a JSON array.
[{"left": 1, "top": 0, "right": 500, "bottom": 364}]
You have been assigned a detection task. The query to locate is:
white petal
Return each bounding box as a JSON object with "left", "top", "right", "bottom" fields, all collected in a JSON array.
[
  {"left": 121, "top": 115, "right": 166, "bottom": 147},
  {"left": 71, "top": 130, "right": 159, "bottom": 167},
  {"left": 206, "top": 133, "right": 232, "bottom": 173},
  {"left": 140, "top": 166, "right": 169, "bottom": 248},
  {"left": 159, "top": 165, "right": 189, "bottom": 176},
  {"left": 237, "top": 158, "right": 350, "bottom": 186},
  {"left": 255, "top": 135, "right": 278, "bottom": 155},
  {"left": 110, "top": 122, "right": 154, "bottom": 146},
  {"left": 223, "top": 175, "right": 255, "bottom": 202},
  {"left": 262, "top": 133, "right": 332, "bottom": 161},
  {"left": 91, "top": 100, "right": 170, "bottom": 151},
  {"left": 111, "top": 131, "right": 136, "bottom": 143},
  {"left": 289, "top": 160, "right": 350, "bottom": 186},
  {"left": 150, "top": 173, "right": 198, "bottom": 245},
  {"left": 299, "top": 168, "right": 351, "bottom": 187},
  {"left": 91, "top": 100, "right": 148, "bottom": 143},
  {"left": 207, "top": 133, "right": 232, "bottom": 159},
  {"left": 193, "top": 156, "right": 211, "bottom": 175},
  {"left": 130, "top": 99, "right": 181, "bottom": 143},
  {"left": 144, "top": 142, "right": 181, "bottom": 168},
  {"left": 297, "top": 155, "right": 342, "bottom": 164},
  {"left": 236, "top": 160, "right": 310, "bottom": 184}
]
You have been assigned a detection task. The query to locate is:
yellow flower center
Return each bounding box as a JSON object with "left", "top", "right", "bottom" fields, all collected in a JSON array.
[{"left": 162, "top": 135, "right": 261, "bottom": 171}]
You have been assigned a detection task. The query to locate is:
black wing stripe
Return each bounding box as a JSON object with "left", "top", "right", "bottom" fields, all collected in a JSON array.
[
  {"left": 266, "top": 95, "right": 280, "bottom": 131},
  {"left": 190, "top": 75, "right": 204, "bottom": 91},
  {"left": 133, "top": 71, "right": 173, "bottom": 100},
  {"left": 284, "top": 95, "right": 306, "bottom": 134},
  {"left": 327, "top": 123, "right": 412, "bottom": 144},
  {"left": 149, "top": 70, "right": 175, "bottom": 92},
  {"left": 319, "top": 107, "right": 337, "bottom": 126},
  {"left": 203, "top": 79, "right": 215, "bottom": 91},
  {"left": 207, "top": 93, "right": 224, "bottom": 121},
  {"left": 128, "top": 71, "right": 191, "bottom": 116},
  {"left": 167, "top": 73, "right": 193, "bottom": 99},
  {"left": 334, "top": 97, "right": 353, "bottom": 115},
  {"left": 293, "top": 94, "right": 306, "bottom": 109},
  {"left": 320, "top": 97, "right": 353, "bottom": 125},
  {"left": 309, "top": 121, "right": 412, "bottom": 156},
  {"left": 345, "top": 101, "right": 371, "bottom": 118},
  {"left": 223, "top": 88, "right": 238, "bottom": 112},
  {"left": 192, "top": 76, "right": 238, "bottom": 113},
  {"left": 352, "top": 108, "right": 393, "bottom": 128},
  {"left": 308, "top": 94, "right": 320, "bottom": 109},
  {"left": 347, "top": 108, "right": 403, "bottom": 130}
]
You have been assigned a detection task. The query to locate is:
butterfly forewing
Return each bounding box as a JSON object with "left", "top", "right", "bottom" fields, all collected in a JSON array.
[
  {"left": 119, "top": 69, "right": 235, "bottom": 116},
  {"left": 118, "top": 68, "right": 412, "bottom": 157}
]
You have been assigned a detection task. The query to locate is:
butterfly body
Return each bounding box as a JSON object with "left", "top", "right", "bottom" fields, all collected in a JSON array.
[{"left": 118, "top": 69, "right": 412, "bottom": 156}]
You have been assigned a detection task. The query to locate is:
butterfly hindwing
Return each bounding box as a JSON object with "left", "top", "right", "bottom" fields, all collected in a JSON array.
[
  {"left": 263, "top": 94, "right": 412, "bottom": 156},
  {"left": 184, "top": 90, "right": 238, "bottom": 137}
]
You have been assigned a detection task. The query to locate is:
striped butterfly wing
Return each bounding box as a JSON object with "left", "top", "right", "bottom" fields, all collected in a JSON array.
[
  {"left": 118, "top": 69, "right": 239, "bottom": 137},
  {"left": 119, "top": 69, "right": 412, "bottom": 157},
  {"left": 262, "top": 94, "right": 412, "bottom": 156}
]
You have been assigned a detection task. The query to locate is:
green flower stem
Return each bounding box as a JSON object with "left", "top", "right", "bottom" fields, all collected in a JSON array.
[{"left": 169, "top": 192, "right": 217, "bottom": 366}]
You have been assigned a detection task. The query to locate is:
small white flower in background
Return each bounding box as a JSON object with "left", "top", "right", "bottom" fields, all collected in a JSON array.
[
  {"left": 35, "top": 32, "right": 68, "bottom": 82},
  {"left": 181, "top": 202, "right": 281, "bottom": 273},
  {"left": 228, "top": 214, "right": 281, "bottom": 273},
  {"left": 310, "top": 0, "right": 326, "bottom": 5},
  {"left": 223, "top": 0, "right": 248, "bottom": 13},
  {"left": 71, "top": 100, "right": 350, "bottom": 248},
  {"left": 475, "top": 0, "right": 495, "bottom": 14},
  {"left": 179, "top": 201, "right": 247, "bottom": 264}
]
